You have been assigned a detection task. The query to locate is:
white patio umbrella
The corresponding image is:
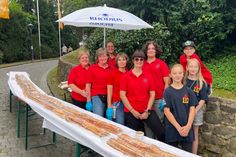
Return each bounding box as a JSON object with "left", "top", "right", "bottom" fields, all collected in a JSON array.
[{"left": 57, "top": 4, "right": 153, "bottom": 47}]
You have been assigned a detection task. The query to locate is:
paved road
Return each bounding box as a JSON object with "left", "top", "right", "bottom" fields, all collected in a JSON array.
[{"left": 0, "top": 60, "right": 86, "bottom": 157}]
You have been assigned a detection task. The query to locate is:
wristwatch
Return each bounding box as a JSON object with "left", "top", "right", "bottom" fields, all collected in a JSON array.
[{"left": 144, "top": 109, "right": 151, "bottom": 114}]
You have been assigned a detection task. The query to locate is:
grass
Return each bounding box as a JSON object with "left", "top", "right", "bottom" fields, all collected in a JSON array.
[
  {"left": 61, "top": 47, "right": 95, "bottom": 65},
  {"left": 61, "top": 51, "right": 79, "bottom": 65},
  {"left": 207, "top": 54, "right": 236, "bottom": 100}
]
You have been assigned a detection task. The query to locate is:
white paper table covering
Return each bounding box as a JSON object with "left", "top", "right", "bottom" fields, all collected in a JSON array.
[{"left": 7, "top": 71, "right": 200, "bottom": 157}]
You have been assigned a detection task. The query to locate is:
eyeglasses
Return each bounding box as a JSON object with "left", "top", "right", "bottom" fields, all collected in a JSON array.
[{"left": 134, "top": 58, "right": 144, "bottom": 62}]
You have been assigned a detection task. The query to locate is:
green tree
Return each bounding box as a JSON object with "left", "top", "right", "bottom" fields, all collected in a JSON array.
[
  {"left": 0, "top": 1, "right": 35, "bottom": 63},
  {"left": 85, "top": 0, "right": 236, "bottom": 62}
]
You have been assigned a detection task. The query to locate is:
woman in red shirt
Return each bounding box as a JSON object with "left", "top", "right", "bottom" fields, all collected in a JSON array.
[
  {"left": 106, "top": 53, "right": 128, "bottom": 124},
  {"left": 106, "top": 41, "right": 117, "bottom": 68},
  {"left": 142, "top": 41, "right": 170, "bottom": 121},
  {"left": 86, "top": 48, "right": 111, "bottom": 117},
  {"left": 120, "top": 50, "right": 165, "bottom": 142},
  {"left": 68, "top": 50, "right": 90, "bottom": 109}
]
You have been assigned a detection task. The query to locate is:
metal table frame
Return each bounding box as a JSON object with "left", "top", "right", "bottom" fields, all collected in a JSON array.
[
  {"left": 10, "top": 89, "right": 85, "bottom": 157},
  {"left": 10, "top": 90, "right": 56, "bottom": 150}
]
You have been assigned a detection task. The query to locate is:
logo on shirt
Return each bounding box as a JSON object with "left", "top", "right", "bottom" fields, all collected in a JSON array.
[
  {"left": 182, "top": 94, "right": 189, "bottom": 104},
  {"left": 155, "top": 64, "right": 160, "bottom": 69},
  {"left": 194, "top": 85, "right": 200, "bottom": 94},
  {"left": 143, "top": 78, "right": 148, "bottom": 84}
]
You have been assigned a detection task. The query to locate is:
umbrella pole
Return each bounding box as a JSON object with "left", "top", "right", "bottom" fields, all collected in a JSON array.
[
  {"left": 103, "top": 28, "right": 106, "bottom": 48},
  {"left": 58, "top": 24, "right": 62, "bottom": 57}
]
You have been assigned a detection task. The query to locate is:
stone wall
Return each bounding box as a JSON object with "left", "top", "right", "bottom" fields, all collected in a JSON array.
[
  {"left": 57, "top": 57, "right": 236, "bottom": 157},
  {"left": 57, "top": 57, "right": 76, "bottom": 82},
  {"left": 199, "top": 97, "right": 236, "bottom": 157}
]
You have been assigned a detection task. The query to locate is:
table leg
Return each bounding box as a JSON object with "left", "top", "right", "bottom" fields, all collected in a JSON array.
[
  {"left": 53, "top": 132, "right": 56, "bottom": 144},
  {"left": 17, "top": 101, "right": 21, "bottom": 138},
  {"left": 76, "top": 143, "right": 81, "bottom": 157},
  {"left": 25, "top": 105, "right": 29, "bottom": 150},
  {"left": 10, "top": 90, "right": 13, "bottom": 112}
]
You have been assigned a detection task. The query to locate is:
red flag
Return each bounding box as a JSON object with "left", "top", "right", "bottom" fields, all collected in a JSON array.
[
  {"left": 0, "top": 0, "right": 9, "bottom": 19},
  {"left": 57, "top": 0, "right": 63, "bottom": 30}
]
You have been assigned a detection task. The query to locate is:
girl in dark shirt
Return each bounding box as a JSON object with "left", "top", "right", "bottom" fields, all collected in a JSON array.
[
  {"left": 185, "top": 58, "right": 208, "bottom": 154},
  {"left": 163, "top": 64, "right": 197, "bottom": 152}
]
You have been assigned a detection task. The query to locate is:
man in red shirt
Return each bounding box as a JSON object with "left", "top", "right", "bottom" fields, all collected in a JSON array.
[
  {"left": 120, "top": 50, "right": 165, "bottom": 142},
  {"left": 180, "top": 41, "right": 213, "bottom": 95}
]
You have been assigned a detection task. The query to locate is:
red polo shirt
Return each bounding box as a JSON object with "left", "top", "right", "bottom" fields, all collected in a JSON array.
[
  {"left": 107, "top": 69, "right": 126, "bottom": 103},
  {"left": 107, "top": 57, "right": 116, "bottom": 69},
  {"left": 179, "top": 53, "right": 213, "bottom": 85},
  {"left": 68, "top": 65, "right": 89, "bottom": 102},
  {"left": 143, "top": 59, "right": 169, "bottom": 99},
  {"left": 120, "top": 70, "right": 155, "bottom": 113},
  {"left": 87, "top": 64, "right": 111, "bottom": 96}
]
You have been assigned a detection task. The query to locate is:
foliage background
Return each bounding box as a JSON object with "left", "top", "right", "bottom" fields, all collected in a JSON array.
[
  {"left": 0, "top": 0, "right": 236, "bottom": 94},
  {"left": 0, "top": 0, "right": 236, "bottom": 63}
]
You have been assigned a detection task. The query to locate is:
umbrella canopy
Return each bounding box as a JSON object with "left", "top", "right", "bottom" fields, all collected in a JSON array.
[
  {"left": 57, "top": 4, "right": 153, "bottom": 47},
  {"left": 58, "top": 5, "right": 153, "bottom": 30}
]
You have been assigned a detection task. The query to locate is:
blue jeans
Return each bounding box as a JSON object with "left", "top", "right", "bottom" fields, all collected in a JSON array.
[
  {"left": 112, "top": 101, "right": 124, "bottom": 125},
  {"left": 92, "top": 95, "right": 107, "bottom": 117},
  {"left": 153, "top": 99, "right": 164, "bottom": 122}
]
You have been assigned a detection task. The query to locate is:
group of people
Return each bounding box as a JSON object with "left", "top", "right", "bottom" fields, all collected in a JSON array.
[
  {"left": 62, "top": 44, "right": 73, "bottom": 55},
  {"left": 67, "top": 40, "right": 212, "bottom": 154}
]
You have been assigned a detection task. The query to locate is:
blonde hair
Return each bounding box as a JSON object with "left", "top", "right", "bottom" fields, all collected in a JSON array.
[
  {"left": 115, "top": 52, "right": 129, "bottom": 64},
  {"left": 184, "top": 58, "right": 206, "bottom": 89},
  {"left": 170, "top": 64, "right": 184, "bottom": 85},
  {"left": 95, "top": 47, "right": 107, "bottom": 60},
  {"left": 78, "top": 49, "right": 90, "bottom": 60}
]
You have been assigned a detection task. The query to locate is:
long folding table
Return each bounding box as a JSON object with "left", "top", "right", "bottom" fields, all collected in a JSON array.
[{"left": 8, "top": 71, "right": 200, "bottom": 157}]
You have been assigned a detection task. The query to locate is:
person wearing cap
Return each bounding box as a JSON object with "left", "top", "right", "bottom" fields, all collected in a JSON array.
[
  {"left": 106, "top": 41, "right": 117, "bottom": 69},
  {"left": 68, "top": 49, "right": 90, "bottom": 109},
  {"left": 180, "top": 40, "right": 213, "bottom": 95},
  {"left": 120, "top": 50, "right": 165, "bottom": 142},
  {"left": 86, "top": 48, "right": 112, "bottom": 117}
]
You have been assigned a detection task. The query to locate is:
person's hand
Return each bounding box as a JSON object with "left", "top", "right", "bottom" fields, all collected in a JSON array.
[
  {"left": 130, "top": 109, "right": 141, "bottom": 119},
  {"left": 176, "top": 126, "right": 185, "bottom": 137},
  {"left": 140, "top": 112, "right": 149, "bottom": 120},
  {"left": 195, "top": 105, "right": 201, "bottom": 112},
  {"left": 106, "top": 107, "right": 113, "bottom": 120},
  {"left": 181, "top": 125, "right": 191, "bottom": 137},
  {"left": 85, "top": 101, "right": 93, "bottom": 111},
  {"left": 158, "top": 99, "right": 164, "bottom": 111},
  {"left": 80, "top": 90, "right": 88, "bottom": 98}
]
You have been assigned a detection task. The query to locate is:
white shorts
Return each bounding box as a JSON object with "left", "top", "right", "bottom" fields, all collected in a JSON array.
[{"left": 193, "top": 108, "right": 204, "bottom": 126}]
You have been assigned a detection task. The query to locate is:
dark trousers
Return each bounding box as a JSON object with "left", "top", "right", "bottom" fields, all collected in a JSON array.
[
  {"left": 72, "top": 98, "right": 86, "bottom": 110},
  {"left": 125, "top": 110, "right": 165, "bottom": 142},
  {"left": 167, "top": 141, "right": 193, "bottom": 153}
]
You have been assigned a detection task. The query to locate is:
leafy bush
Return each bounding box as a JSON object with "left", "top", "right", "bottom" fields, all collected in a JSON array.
[
  {"left": 85, "top": 0, "right": 236, "bottom": 64},
  {"left": 207, "top": 55, "right": 236, "bottom": 92},
  {"left": 86, "top": 23, "right": 178, "bottom": 63}
]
